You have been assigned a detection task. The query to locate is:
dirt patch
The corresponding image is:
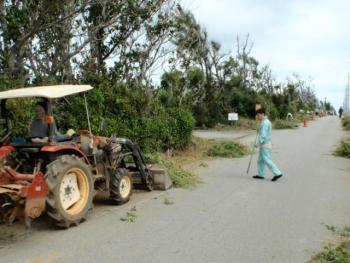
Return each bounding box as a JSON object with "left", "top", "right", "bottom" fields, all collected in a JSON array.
[
  {"left": 0, "top": 216, "right": 51, "bottom": 250},
  {"left": 0, "top": 225, "right": 33, "bottom": 249}
]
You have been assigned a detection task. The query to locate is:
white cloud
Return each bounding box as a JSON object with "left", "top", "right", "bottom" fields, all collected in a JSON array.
[{"left": 183, "top": 0, "right": 350, "bottom": 109}]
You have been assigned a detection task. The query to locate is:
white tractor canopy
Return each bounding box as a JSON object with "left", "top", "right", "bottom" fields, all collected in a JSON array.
[{"left": 0, "top": 85, "right": 93, "bottom": 100}]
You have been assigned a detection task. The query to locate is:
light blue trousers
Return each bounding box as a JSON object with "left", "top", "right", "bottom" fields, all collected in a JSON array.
[{"left": 258, "top": 147, "right": 282, "bottom": 177}]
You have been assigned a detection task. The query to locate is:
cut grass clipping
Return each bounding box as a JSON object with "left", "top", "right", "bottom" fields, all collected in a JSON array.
[
  {"left": 309, "top": 226, "right": 350, "bottom": 263},
  {"left": 120, "top": 206, "right": 137, "bottom": 223},
  {"left": 207, "top": 141, "right": 249, "bottom": 158},
  {"left": 146, "top": 153, "right": 200, "bottom": 188},
  {"left": 273, "top": 119, "right": 299, "bottom": 129},
  {"left": 163, "top": 197, "right": 174, "bottom": 205},
  {"left": 334, "top": 141, "right": 350, "bottom": 158}
]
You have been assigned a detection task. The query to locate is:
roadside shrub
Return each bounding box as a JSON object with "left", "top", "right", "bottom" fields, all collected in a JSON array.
[
  {"left": 236, "top": 118, "right": 258, "bottom": 130},
  {"left": 310, "top": 243, "right": 350, "bottom": 262},
  {"left": 334, "top": 141, "right": 350, "bottom": 158},
  {"left": 6, "top": 98, "right": 36, "bottom": 136},
  {"left": 215, "top": 118, "right": 258, "bottom": 130},
  {"left": 294, "top": 114, "right": 307, "bottom": 123},
  {"left": 273, "top": 119, "right": 299, "bottom": 129},
  {"left": 167, "top": 109, "right": 195, "bottom": 149},
  {"left": 54, "top": 80, "right": 195, "bottom": 153},
  {"left": 342, "top": 115, "right": 350, "bottom": 130},
  {"left": 310, "top": 226, "right": 350, "bottom": 263},
  {"left": 266, "top": 103, "right": 279, "bottom": 120},
  {"left": 207, "top": 141, "right": 249, "bottom": 158}
]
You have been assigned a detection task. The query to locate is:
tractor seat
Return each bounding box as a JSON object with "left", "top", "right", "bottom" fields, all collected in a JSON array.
[
  {"left": 18, "top": 147, "right": 40, "bottom": 153},
  {"left": 13, "top": 143, "right": 45, "bottom": 153}
]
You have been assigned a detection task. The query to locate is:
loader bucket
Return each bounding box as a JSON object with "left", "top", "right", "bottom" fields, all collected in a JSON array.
[
  {"left": 148, "top": 165, "right": 172, "bottom": 190},
  {"left": 130, "top": 165, "right": 172, "bottom": 191}
]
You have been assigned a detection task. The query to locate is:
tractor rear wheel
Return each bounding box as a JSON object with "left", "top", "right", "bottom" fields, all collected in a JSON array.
[
  {"left": 45, "top": 155, "right": 93, "bottom": 228},
  {"left": 110, "top": 168, "right": 133, "bottom": 204}
]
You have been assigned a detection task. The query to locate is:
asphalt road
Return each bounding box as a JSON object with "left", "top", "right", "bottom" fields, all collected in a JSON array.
[{"left": 1, "top": 116, "right": 350, "bottom": 263}]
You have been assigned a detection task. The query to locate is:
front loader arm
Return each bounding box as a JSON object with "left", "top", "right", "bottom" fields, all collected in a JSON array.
[{"left": 112, "top": 138, "right": 153, "bottom": 191}]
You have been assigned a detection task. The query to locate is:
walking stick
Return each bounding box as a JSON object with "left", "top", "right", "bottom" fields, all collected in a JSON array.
[{"left": 246, "top": 130, "right": 259, "bottom": 174}]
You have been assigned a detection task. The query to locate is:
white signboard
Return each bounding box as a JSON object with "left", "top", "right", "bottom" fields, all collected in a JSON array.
[{"left": 228, "top": 113, "right": 239, "bottom": 121}]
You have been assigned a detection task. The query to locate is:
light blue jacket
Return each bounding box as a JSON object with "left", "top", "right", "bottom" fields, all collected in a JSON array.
[{"left": 257, "top": 117, "right": 272, "bottom": 147}]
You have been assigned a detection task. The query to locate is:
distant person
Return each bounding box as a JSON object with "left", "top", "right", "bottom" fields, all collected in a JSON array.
[
  {"left": 338, "top": 107, "right": 343, "bottom": 118},
  {"left": 253, "top": 108, "right": 283, "bottom": 181}
]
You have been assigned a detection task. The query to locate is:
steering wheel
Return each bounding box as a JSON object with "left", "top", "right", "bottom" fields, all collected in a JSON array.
[{"left": 0, "top": 131, "right": 11, "bottom": 144}]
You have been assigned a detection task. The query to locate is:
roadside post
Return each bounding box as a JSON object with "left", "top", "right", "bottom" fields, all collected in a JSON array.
[{"left": 228, "top": 112, "right": 239, "bottom": 127}]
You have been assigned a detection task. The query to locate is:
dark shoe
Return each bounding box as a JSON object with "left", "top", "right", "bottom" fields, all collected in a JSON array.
[
  {"left": 252, "top": 175, "right": 264, "bottom": 179},
  {"left": 271, "top": 174, "right": 283, "bottom": 181}
]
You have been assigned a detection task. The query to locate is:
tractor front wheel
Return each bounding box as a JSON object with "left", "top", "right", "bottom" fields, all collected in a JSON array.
[
  {"left": 110, "top": 168, "right": 133, "bottom": 204},
  {"left": 45, "top": 155, "right": 93, "bottom": 228}
]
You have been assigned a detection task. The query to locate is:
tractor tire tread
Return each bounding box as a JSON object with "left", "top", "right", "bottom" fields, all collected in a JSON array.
[
  {"left": 110, "top": 168, "right": 133, "bottom": 205},
  {"left": 45, "top": 155, "right": 93, "bottom": 228}
]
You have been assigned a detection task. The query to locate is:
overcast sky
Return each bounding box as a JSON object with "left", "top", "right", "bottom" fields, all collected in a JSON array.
[{"left": 181, "top": 0, "right": 350, "bottom": 109}]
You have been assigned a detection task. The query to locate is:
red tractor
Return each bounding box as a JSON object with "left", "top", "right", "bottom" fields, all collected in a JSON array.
[{"left": 0, "top": 85, "right": 170, "bottom": 228}]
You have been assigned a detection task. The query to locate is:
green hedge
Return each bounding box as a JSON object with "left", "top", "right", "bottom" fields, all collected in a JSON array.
[
  {"left": 0, "top": 74, "right": 195, "bottom": 153},
  {"left": 53, "top": 80, "right": 195, "bottom": 153}
]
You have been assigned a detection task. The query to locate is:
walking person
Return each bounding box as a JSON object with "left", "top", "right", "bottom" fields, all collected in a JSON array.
[
  {"left": 338, "top": 107, "right": 343, "bottom": 118},
  {"left": 253, "top": 108, "right": 283, "bottom": 181}
]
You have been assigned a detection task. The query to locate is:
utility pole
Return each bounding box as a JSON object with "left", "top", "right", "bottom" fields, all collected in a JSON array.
[
  {"left": 343, "top": 74, "right": 349, "bottom": 113},
  {"left": 343, "top": 74, "right": 350, "bottom": 112},
  {"left": 347, "top": 74, "right": 350, "bottom": 113}
]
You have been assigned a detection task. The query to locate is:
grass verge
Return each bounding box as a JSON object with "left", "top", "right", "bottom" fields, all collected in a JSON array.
[
  {"left": 213, "top": 118, "right": 258, "bottom": 131},
  {"left": 273, "top": 119, "right": 299, "bottom": 129},
  {"left": 334, "top": 141, "right": 350, "bottom": 158},
  {"left": 309, "top": 226, "right": 350, "bottom": 263},
  {"left": 342, "top": 115, "right": 350, "bottom": 130}
]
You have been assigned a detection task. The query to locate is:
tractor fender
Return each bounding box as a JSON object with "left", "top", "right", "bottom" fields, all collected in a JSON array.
[{"left": 41, "top": 145, "right": 90, "bottom": 164}]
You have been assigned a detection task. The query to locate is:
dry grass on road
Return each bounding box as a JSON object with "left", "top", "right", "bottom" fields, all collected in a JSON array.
[
  {"left": 146, "top": 137, "right": 249, "bottom": 188},
  {"left": 169, "top": 136, "right": 249, "bottom": 167}
]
